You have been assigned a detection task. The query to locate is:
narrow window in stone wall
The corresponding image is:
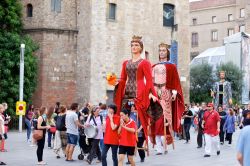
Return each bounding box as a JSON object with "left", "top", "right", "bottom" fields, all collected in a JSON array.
[
  {"left": 240, "top": 8, "right": 245, "bottom": 18},
  {"left": 239, "top": 25, "right": 245, "bottom": 32},
  {"left": 108, "top": 3, "right": 116, "bottom": 20},
  {"left": 192, "top": 18, "right": 197, "bottom": 25},
  {"left": 51, "top": 0, "right": 61, "bottom": 13},
  {"left": 163, "top": 3, "right": 175, "bottom": 27},
  {"left": 212, "top": 16, "right": 216, "bottom": 23},
  {"left": 211, "top": 30, "right": 218, "bottom": 41},
  {"left": 228, "top": 28, "right": 234, "bottom": 36},
  {"left": 228, "top": 14, "right": 233, "bottom": 21},
  {"left": 27, "top": 4, "right": 33, "bottom": 17},
  {"left": 191, "top": 33, "right": 198, "bottom": 47}
]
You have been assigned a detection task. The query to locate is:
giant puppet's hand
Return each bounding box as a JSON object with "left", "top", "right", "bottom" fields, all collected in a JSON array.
[
  {"left": 171, "top": 90, "right": 177, "bottom": 101},
  {"left": 149, "top": 93, "right": 157, "bottom": 102},
  {"left": 229, "top": 98, "right": 233, "bottom": 105}
]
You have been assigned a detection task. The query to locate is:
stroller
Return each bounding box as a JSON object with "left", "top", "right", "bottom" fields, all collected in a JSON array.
[{"left": 78, "top": 119, "right": 92, "bottom": 160}]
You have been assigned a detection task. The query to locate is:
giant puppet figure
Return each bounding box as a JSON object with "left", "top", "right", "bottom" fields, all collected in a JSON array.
[
  {"left": 114, "top": 36, "right": 162, "bottom": 139},
  {"left": 211, "top": 71, "right": 232, "bottom": 109},
  {"left": 152, "top": 43, "right": 184, "bottom": 147}
]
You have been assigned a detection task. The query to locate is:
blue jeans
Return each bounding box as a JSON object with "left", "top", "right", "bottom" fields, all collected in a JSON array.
[
  {"left": 100, "top": 139, "right": 104, "bottom": 151},
  {"left": 47, "top": 131, "right": 55, "bottom": 147},
  {"left": 184, "top": 123, "right": 191, "bottom": 142},
  {"left": 25, "top": 118, "right": 32, "bottom": 141},
  {"left": 101, "top": 144, "right": 118, "bottom": 166}
]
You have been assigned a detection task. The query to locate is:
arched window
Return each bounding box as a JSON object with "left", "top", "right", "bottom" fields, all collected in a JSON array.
[
  {"left": 163, "top": 3, "right": 175, "bottom": 27},
  {"left": 27, "top": 4, "right": 33, "bottom": 17}
]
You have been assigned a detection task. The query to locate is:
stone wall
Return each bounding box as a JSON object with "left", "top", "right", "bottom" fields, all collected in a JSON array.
[{"left": 21, "top": 0, "right": 190, "bottom": 107}]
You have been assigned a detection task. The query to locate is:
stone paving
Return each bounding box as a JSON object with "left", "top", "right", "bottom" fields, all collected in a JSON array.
[{"left": 0, "top": 128, "right": 240, "bottom": 166}]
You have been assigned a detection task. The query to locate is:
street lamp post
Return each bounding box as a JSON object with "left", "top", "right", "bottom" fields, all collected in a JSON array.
[{"left": 19, "top": 44, "right": 25, "bottom": 132}]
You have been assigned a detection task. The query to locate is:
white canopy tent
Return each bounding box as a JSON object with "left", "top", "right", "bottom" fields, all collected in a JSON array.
[{"left": 190, "top": 46, "right": 225, "bottom": 70}]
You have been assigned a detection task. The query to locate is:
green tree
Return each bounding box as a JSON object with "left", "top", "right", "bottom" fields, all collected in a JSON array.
[
  {"left": 0, "top": 0, "right": 38, "bottom": 116},
  {"left": 190, "top": 63, "right": 215, "bottom": 103},
  {"left": 216, "top": 62, "right": 244, "bottom": 104}
]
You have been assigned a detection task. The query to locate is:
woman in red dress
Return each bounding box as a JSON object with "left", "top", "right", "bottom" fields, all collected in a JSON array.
[{"left": 114, "top": 35, "right": 160, "bottom": 139}]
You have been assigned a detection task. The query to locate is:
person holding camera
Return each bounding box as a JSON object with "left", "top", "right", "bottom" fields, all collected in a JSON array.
[{"left": 86, "top": 106, "right": 103, "bottom": 164}]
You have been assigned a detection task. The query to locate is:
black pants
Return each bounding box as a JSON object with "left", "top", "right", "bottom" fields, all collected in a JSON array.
[
  {"left": 227, "top": 133, "right": 233, "bottom": 144},
  {"left": 88, "top": 139, "right": 101, "bottom": 162},
  {"left": 184, "top": 123, "right": 191, "bottom": 142},
  {"left": 219, "top": 130, "right": 225, "bottom": 143},
  {"left": 101, "top": 144, "right": 118, "bottom": 166},
  {"left": 197, "top": 126, "right": 203, "bottom": 147},
  {"left": 37, "top": 137, "right": 45, "bottom": 162},
  {"left": 137, "top": 137, "right": 145, "bottom": 160}
]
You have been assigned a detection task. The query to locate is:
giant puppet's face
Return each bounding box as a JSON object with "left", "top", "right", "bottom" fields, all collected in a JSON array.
[
  {"left": 159, "top": 46, "right": 168, "bottom": 59},
  {"left": 219, "top": 72, "right": 225, "bottom": 79},
  {"left": 131, "top": 42, "right": 142, "bottom": 54}
]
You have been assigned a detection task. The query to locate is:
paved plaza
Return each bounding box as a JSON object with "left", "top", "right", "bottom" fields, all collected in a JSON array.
[{"left": 1, "top": 128, "right": 239, "bottom": 166}]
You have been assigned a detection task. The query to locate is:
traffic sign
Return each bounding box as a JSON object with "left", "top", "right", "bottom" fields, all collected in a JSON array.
[{"left": 16, "top": 101, "right": 26, "bottom": 115}]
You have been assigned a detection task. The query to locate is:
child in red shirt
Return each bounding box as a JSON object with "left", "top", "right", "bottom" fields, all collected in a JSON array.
[
  {"left": 102, "top": 104, "right": 120, "bottom": 166},
  {"left": 118, "top": 109, "right": 137, "bottom": 166}
]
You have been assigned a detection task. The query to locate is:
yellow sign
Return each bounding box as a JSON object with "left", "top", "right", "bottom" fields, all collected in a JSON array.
[{"left": 16, "top": 101, "right": 26, "bottom": 115}]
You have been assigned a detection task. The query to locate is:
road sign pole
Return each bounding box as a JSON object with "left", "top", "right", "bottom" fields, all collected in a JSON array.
[{"left": 19, "top": 44, "right": 25, "bottom": 133}]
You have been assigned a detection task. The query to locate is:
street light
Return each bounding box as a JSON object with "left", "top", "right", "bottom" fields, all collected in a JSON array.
[{"left": 19, "top": 44, "right": 25, "bottom": 132}]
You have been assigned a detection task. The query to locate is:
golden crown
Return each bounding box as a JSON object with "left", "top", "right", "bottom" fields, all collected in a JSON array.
[
  {"left": 131, "top": 35, "right": 142, "bottom": 42},
  {"left": 158, "top": 42, "right": 170, "bottom": 49}
]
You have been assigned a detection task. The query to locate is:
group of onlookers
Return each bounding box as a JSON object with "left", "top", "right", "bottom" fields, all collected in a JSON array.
[{"left": 180, "top": 101, "right": 250, "bottom": 165}]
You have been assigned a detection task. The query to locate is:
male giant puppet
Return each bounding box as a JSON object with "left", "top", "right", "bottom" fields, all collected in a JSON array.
[
  {"left": 152, "top": 43, "right": 184, "bottom": 153},
  {"left": 211, "top": 71, "right": 232, "bottom": 109}
]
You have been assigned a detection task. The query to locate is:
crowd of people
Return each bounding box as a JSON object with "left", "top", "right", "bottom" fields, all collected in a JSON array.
[
  {"left": 179, "top": 102, "right": 250, "bottom": 165},
  {"left": 19, "top": 102, "right": 147, "bottom": 165}
]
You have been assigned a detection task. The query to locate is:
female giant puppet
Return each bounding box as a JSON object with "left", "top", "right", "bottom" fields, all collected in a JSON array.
[{"left": 114, "top": 35, "right": 162, "bottom": 139}]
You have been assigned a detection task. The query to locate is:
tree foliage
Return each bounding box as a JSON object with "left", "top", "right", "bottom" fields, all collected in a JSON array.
[
  {"left": 0, "top": 0, "right": 38, "bottom": 116},
  {"left": 190, "top": 63, "right": 215, "bottom": 103}
]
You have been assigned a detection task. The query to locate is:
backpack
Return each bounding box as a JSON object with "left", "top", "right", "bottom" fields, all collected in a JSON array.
[{"left": 56, "top": 114, "right": 66, "bottom": 131}]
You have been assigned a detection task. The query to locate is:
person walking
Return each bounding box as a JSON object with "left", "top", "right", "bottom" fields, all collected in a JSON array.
[
  {"left": 202, "top": 103, "right": 221, "bottom": 157},
  {"left": 223, "top": 108, "right": 236, "bottom": 146},
  {"left": 182, "top": 104, "right": 193, "bottom": 144},
  {"left": 197, "top": 102, "right": 206, "bottom": 148},
  {"left": 25, "top": 104, "right": 34, "bottom": 143},
  {"left": 0, "top": 104, "right": 6, "bottom": 165},
  {"left": 218, "top": 105, "right": 227, "bottom": 145},
  {"left": 86, "top": 106, "right": 103, "bottom": 164}
]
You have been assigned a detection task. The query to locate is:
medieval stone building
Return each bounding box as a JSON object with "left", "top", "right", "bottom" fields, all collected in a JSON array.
[{"left": 21, "top": 0, "right": 190, "bottom": 107}]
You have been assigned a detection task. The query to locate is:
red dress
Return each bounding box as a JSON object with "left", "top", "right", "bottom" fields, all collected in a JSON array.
[
  {"left": 114, "top": 59, "right": 158, "bottom": 138},
  {"left": 152, "top": 62, "right": 184, "bottom": 132}
]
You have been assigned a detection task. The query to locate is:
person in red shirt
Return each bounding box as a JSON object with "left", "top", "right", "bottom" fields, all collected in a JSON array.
[
  {"left": 202, "top": 103, "right": 221, "bottom": 157},
  {"left": 118, "top": 109, "right": 136, "bottom": 166},
  {"left": 102, "top": 104, "right": 120, "bottom": 166}
]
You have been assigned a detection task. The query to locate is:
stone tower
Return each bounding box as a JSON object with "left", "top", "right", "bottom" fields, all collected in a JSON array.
[
  {"left": 22, "top": 0, "right": 78, "bottom": 107},
  {"left": 21, "top": 0, "right": 190, "bottom": 107}
]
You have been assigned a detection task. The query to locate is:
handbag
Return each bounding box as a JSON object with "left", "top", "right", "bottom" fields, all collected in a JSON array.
[
  {"left": 49, "top": 126, "right": 56, "bottom": 133},
  {"left": 33, "top": 130, "right": 43, "bottom": 140}
]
